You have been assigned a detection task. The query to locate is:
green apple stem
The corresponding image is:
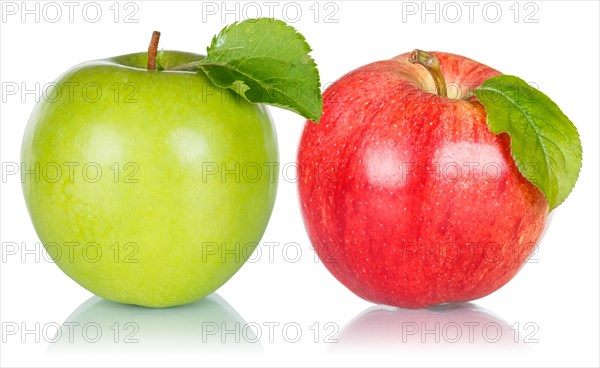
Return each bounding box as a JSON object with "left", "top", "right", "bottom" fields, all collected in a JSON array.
[
  {"left": 147, "top": 31, "right": 161, "bottom": 71},
  {"left": 409, "top": 49, "right": 447, "bottom": 98}
]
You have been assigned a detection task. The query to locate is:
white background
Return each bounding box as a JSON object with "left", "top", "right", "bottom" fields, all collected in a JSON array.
[{"left": 1, "top": 1, "right": 599, "bottom": 367}]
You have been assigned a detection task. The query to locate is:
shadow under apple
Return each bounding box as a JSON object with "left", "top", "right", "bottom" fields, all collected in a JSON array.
[
  {"left": 329, "top": 302, "right": 533, "bottom": 354},
  {"left": 46, "top": 293, "right": 263, "bottom": 358}
]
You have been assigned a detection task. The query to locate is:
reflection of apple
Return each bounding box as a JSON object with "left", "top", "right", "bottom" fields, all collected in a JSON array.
[
  {"left": 298, "top": 51, "right": 548, "bottom": 308},
  {"left": 47, "top": 294, "right": 262, "bottom": 357},
  {"left": 332, "top": 303, "right": 529, "bottom": 353},
  {"left": 22, "top": 51, "right": 278, "bottom": 307}
]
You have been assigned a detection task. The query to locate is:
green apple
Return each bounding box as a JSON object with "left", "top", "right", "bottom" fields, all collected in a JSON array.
[{"left": 21, "top": 51, "right": 278, "bottom": 307}]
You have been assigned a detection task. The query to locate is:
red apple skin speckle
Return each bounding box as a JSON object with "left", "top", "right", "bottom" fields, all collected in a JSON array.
[{"left": 297, "top": 52, "right": 549, "bottom": 309}]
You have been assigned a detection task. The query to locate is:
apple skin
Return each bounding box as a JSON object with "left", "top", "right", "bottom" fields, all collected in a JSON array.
[
  {"left": 297, "top": 52, "right": 548, "bottom": 308},
  {"left": 22, "top": 51, "right": 278, "bottom": 307}
]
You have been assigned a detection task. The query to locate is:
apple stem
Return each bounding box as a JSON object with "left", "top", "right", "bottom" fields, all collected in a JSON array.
[
  {"left": 147, "top": 31, "right": 161, "bottom": 71},
  {"left": 409, "top": 49, "right": 447, "bottom": 98}
]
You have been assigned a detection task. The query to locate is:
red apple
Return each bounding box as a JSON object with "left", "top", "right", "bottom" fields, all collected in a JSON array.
[{"left": 297, "top": 51, "right": 548, "bottom": 308}]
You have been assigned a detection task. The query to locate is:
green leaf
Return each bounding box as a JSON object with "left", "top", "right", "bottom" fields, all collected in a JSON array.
[
  {"left": 199, "top": 18, "right": 322, "bottom": 122},
  {"left": 156, "top": 49, "right": 166, "bottom": 71},
  {"left": 474, "top": 75, "right": 582, "bottom": 211}
]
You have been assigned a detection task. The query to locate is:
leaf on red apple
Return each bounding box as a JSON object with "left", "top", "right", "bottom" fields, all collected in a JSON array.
[
  {"left": 199, "top": 18, "right": 323, "bottom": 122},
  {"left": 474, "top": 75, "right": 582, "bottom": 211}
]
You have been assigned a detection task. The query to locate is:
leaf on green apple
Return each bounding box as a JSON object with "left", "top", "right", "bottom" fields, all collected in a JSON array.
[
  {"left": 156, "top": 49, "right": 166, "bottom": 71},
  {"left": 474, "top": 75, "right": 582, "bottom": 211},
  {"left": 199, "top": 18, "right": 323, "bottom": 122}
]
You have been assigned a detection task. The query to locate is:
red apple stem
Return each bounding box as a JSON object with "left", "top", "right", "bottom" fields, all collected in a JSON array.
[
  {"left": 409, "top": 49, "right": 447, "bottom": 98},
  {"left": 147, "top": 31, "right": 161, "bottom": 71}
]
